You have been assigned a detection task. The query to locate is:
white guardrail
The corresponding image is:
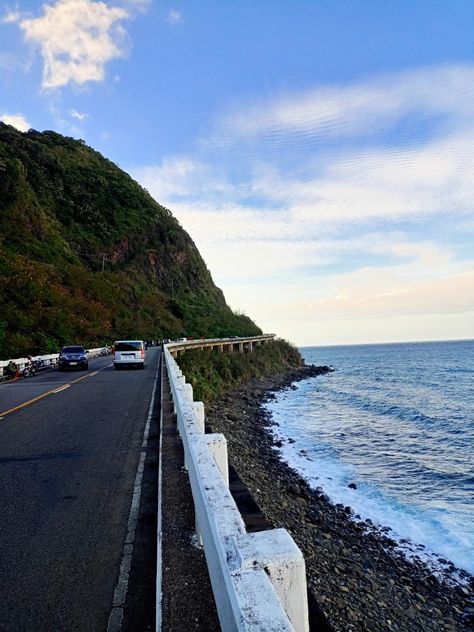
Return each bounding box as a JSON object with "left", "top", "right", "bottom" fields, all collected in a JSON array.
[
  {"left": 0, "top": 348, "right": 108, "bottom": 381},
  {"left": 164, "top": 338, "right": 309, "bottom": 632}
]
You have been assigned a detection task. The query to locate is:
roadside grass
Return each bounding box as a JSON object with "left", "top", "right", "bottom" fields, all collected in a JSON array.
[{"left": 175, "top": 339, "right": 303, "bottom": 403}]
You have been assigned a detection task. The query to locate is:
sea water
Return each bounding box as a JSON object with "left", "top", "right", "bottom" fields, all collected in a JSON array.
[{"left": 264, "top": 340, "right": 474, "bottom": 576}]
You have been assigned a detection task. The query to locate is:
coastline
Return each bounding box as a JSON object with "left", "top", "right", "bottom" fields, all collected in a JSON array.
[{"left": 206, "top": 365, "right": 474, "bottom": 632}]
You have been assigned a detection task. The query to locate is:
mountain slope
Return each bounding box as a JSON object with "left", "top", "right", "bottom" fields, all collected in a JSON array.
[{"left": 0, "top": 123, "right": 261, "bottom": 357}]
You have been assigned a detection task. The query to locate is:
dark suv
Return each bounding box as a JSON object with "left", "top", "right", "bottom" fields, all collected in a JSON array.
[{"left": 58, "top": 346, "right": 89, "bottom": 371}]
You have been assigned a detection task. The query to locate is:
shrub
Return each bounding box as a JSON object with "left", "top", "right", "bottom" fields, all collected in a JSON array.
[{"left": 175, "top": 339, "right": 303, "bottom": 403}]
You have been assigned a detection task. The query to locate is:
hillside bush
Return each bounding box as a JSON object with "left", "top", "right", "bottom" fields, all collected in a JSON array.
[
  {"left": 175, "top": 339, "right": 303, "bottom": 403},
  {"left": 0, "top": 123, "right": 261, "bottom": 358}
]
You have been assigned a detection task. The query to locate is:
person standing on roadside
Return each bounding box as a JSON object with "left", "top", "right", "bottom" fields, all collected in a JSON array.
[{"left": 6, "top": 360, "right": 19, "bottom": 380}]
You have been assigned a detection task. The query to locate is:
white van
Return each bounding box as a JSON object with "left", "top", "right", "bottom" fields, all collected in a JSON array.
[{"left": 113, "top": 340, "right": 146, "bottom": 370}]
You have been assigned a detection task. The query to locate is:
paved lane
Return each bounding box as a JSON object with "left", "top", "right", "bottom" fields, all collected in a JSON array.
[
  {"left": 0, "top": 354, "right": 113, "bottom": 417},
  {"left": 0, "top": 348, "right": 160, "bottom": 632}
]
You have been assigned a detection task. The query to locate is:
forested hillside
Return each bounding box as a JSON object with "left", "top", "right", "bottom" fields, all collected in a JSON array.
[{"left": 0, "top": 122, "right": 260, "bottom": 357}]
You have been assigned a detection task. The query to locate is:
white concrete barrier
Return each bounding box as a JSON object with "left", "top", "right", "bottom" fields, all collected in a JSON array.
[
  {"left": 167, "top": 334, "right": 275, "bottom": 358},
  {"left": 0, "top": 347, "right": 109, "bottom": 380},
  {"left": 164, "top": 342, "right": 309, "bottom": 632}
]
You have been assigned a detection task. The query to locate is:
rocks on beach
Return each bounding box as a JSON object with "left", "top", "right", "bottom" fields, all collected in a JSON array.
[{"left": 206, "top": 365, "right": 474, "bottom": 632}]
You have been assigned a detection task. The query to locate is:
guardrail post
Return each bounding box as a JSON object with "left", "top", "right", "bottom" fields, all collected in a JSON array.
[
  {"left": 183, "top": 383, "right": 193, "bottom": 402},
  {"left": 194, "top": 433, "right": 229, "bottom": 551},
  {"left": 193, "top": 401, "right": 205, "bottom": 433},
  {"left": 236, "top": 529, "right": 309, "bottom": 632},
  {"left": 203, "top": 434, "right": 229, "bottom": 486},
  {"left": 174, "top": 375, "right": 185, "bottom": 413}
]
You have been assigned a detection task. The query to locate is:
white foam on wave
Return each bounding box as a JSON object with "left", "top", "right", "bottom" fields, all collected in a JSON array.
[{"left": 265, "top": 382, "right": 474, "bottom": 578}]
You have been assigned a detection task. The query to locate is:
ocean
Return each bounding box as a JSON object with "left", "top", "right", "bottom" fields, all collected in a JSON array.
[{"left": 264, "top": 339, "right": 474, "bottom": 577}]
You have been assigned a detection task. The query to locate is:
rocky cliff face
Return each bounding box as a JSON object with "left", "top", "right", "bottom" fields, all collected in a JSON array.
[{"left": 0, "top": 123, "right": 260, "bottom": 357}]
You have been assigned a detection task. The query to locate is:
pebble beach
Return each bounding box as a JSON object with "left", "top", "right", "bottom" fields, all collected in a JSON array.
[{"left": 206, "top": 366, "right": 474, "bottom": 632}]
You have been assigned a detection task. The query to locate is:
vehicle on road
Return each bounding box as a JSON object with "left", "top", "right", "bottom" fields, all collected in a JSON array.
[
  {"left": 21, "top": 356, "right": 36, "bottom": 377},
  {"left": 21, "top": 356, "right": 48, "bottom": 377},
  {"left": 113, "top": 340, "right": 146, "bottom": 370},
  {"left": 58, "top": 346, "right": 89, "bottom": 371}
]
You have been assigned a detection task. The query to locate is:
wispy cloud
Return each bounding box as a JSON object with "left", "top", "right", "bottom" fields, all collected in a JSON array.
[
  {"left": 212, "top": 65, "right": 474, "bottom": 144},
  {"left": 69, "top": 108, "right": 88, "bottom": 121},
  {"left": 1, "top": 8, "right": 22, "bottom": 24},
  {"left": 0, "top": 112, "right": 31, "bottom": 131},
  {"left": 286, "top": 261, "right": 474, "bottom": 321},
  {"left": 0, "top": 51, "right": 30, "bottom": 73},
  {"left": 136, "top": 128, "right": 474, "bottom": 237},
  {"left": 166, "top": 10, "right": 181, "bottom": 26},
  {"left": 133, "top": 64, "right": 474, "bottom": 342},
  {"left": 18, "top": 0, "right": 139, "bottom": 90}
]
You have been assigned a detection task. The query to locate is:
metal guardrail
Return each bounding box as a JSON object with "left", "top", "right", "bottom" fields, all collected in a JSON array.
[
  {"left": 163, "top": 337, "right": 309, "bottom": 632},
  {"left": 0, "top": 348, "right": 109, "bottom": 382},
  {"left": 166, "top": 334, "right": 275, "bottom": 357}
]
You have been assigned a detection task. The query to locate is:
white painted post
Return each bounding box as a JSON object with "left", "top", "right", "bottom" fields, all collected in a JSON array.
[
  {"left": 236, "top": 529, "right": 309, "bottom": 632},
  {"left": 174, "top": 375, "right": 185, "bottom": 414},
  {"left": 183, "top": 382, "right": 193, "bottom": 402},
  {"left": 193, "top": 401, "right": 205, "bottom": 433},
  {"left": 203, "top": 434, "right": 229, "bottom": 487}
]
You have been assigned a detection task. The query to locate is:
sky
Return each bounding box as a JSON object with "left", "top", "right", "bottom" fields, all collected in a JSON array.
[{"left": 1, "top": 0, "right": 474, "bottom": 346}]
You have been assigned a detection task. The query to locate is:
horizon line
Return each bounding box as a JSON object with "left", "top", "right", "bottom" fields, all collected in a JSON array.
[{"left": 297, "top": 336, "right": 474, "bottom": 348}]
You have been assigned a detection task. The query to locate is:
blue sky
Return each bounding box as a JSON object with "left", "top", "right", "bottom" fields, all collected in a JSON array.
[{"left": 1, "top": 1, "right": 474, "bottom": 345}]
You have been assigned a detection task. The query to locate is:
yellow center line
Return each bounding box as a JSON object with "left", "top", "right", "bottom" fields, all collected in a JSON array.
[
  {"left": 52, "top": 385, "right": 71, "bottom": 394},
  {"left": 0, "top": 362, "right": 113, "bottom": 419}
]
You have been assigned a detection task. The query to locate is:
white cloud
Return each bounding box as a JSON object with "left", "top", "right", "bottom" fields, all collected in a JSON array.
[
  {"left": 166, "top": 10, "right": 181, "bottom": 26},
  {"left": 136, "top": 158, "right": 245, "bottom": 203},
  {"left": 0, "top": 51, "right": 30, "bottom": 72},
  {"left": 138, "top": 158, "right": 204, "bottom": 198},
  {"left": 1, "top": 9, "right": 22, "bottom": 24},
  {"left": 0, "top": 113, "right": 31, "bottom": 131},
  {"left": 133, "top": 64, "right": 474, "bottom": 343},
  {"left": 220, "top": 249, "right": 474, "bottom": 345},
  {"left": 214, "top": 65, "right": 474, "bottom": 143},
  {"left": 70, "top": 108, "right": 88, "bottom": 120},
  {"left": 19, "top": 0, "right": 132, "bottom": 89},
  {"left": 135, "top": 126, "right": 474, "bottom": 241},
  {"left": 248, "top": 132, "right": 474, "bottom": 226},
  {"left": 287, "top": 265, "right": 474, "bottom": 321}
]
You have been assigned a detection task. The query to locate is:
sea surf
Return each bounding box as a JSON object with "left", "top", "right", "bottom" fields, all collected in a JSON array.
[{"left": 264, "top": 339, "right": 474, "bottom": 580}]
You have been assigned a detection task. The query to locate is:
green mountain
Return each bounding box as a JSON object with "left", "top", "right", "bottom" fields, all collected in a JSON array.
[{"left": 0, "top": 122, "right": 261, "bottom": 358}]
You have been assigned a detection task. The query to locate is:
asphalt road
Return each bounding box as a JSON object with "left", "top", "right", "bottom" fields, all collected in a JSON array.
[{"left": 0, "top": 348, "right": 161, "bottom": 632}]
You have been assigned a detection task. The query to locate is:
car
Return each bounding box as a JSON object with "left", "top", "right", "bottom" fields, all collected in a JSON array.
[
  {"left": 58, "top": 345, "right": 89, "bottom": 371},
  {"left": 113, "top": 340, "right": 146, "bottom": 370}
]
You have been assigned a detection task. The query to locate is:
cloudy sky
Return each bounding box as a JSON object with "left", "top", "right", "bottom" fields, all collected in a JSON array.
[{"left": 1, "top": 1, "right": 474, "bottom": 346}]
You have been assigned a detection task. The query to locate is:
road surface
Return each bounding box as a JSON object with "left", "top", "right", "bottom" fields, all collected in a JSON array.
[{"left": 0, "top": 348, "right": 161, "bottom": 632}]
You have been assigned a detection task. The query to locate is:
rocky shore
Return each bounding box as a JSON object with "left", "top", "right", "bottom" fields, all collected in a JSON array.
[{"left": 206, "top": 365, "right": 474, "bottom": 632}]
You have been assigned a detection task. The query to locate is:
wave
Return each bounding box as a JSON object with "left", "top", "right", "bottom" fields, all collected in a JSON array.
[
  {"left": 264, "top": 340, "right": 474, "bottom": 577},
  {"left": 317, "top": 385, "right": 449, "bottom": 429}
]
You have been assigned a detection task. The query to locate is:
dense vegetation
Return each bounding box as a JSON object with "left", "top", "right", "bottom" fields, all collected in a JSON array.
[
  {"left": 175, "top": 339, "right": 303, "bottom": 403},
  {"left": 0, "top": 123, "right": 261, "bottom": 358}
]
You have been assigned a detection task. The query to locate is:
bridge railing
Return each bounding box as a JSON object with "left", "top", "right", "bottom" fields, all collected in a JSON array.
[
  {"left": 166, "top": 334, "right": 275, "bottom": 357},
  {"left": 163, "top": 337, "right": 309, "bottom": 632},
  {"left": 0, "top": 347, "right": 109, "bottom": 382}
]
